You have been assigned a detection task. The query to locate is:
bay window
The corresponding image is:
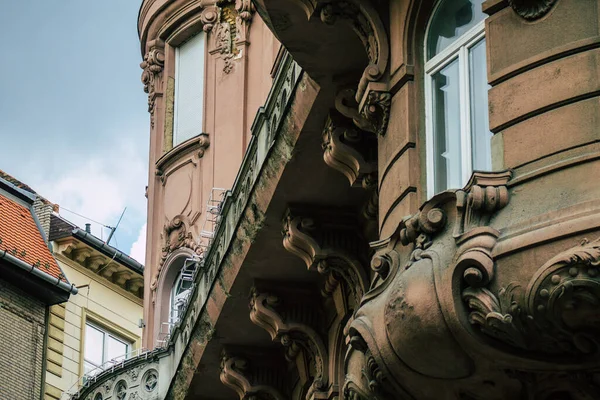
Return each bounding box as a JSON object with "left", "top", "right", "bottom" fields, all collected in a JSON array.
[{"left": 425, "top": 0, "right": 491, "bottom": 195}]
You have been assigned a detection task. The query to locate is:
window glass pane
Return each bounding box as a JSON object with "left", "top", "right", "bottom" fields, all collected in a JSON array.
[
  {"left": 174, "top": 32, "right": 205, "bottom": 146},
  {"left": 84, "top": 324, "right": 104, "bottom": 366},
  {"left": 427, "top": 0, "right": 486, "bottom": 59},
  {"left": 432, "top": 58, "right": 462, "bottom": 193},
  {"left": 106, "top": 336, "right": 128, "bottom": 361},
  {"left": 469, "top": 38, "right": 492, "bottom": 171},
  {"left": 84, "top": 361, "right": 98, "bottom": 376}
]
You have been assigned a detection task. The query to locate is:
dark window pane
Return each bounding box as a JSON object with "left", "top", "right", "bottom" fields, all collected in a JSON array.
[{"left": 427, "top": 0, "right": 486, "bottom": 60}]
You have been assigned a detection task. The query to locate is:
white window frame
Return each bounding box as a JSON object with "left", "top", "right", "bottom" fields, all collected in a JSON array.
[
  {"left": 173, "top": 31, "right": 206, "bottom": 147},
  {"left": 424, "top": 16, "right": 486, "bottom": 197},
  {"left": 169, "top": 272, "right": 193, "bottom": 325},
  {"left": 84, "top": 321, "right": 132, "bottom": 374}
]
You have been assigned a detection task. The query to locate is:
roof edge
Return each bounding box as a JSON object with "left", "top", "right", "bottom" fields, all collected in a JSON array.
[
  {"left": 71, "top": 229, "right": 144, "bottom": 274},
  {"left": 0, "top": 249, "right": 78, "bottom": 295}
]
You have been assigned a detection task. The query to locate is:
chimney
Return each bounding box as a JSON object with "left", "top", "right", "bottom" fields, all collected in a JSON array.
[{"left": 85, "top": 223, "right": 91, "bottom": 234}]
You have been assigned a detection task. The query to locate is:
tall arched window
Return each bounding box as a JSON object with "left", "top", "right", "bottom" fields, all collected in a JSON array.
[{"left": 425, "top": 0, "right": 491, "bottom": 195}]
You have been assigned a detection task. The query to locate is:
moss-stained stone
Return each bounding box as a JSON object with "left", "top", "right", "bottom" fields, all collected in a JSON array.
[
  {"left": 163, "top": 76, "right": 175, "bottom": 153},
  {"left": 166, "top": 73, "right": 317, "bottom": 400}
]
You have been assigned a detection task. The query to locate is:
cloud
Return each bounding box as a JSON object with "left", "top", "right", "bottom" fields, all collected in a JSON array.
[
  {"left": 129, "top": 223, "right": 147, "bottom": 264},
  {"left": 31, "top": 137, "right": 148, "bottom": 253}
]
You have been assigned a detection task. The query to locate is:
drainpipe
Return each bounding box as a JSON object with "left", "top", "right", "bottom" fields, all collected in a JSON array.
[{"left": 0, "top": 250, "right": 78, "bottom": 295}]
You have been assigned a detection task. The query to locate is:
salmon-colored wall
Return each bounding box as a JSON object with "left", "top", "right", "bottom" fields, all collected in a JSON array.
[{"left": 138, "top": 0, "right": 280, "bottom": 347}]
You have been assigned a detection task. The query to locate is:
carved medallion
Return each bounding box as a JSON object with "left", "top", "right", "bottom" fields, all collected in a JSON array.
[{"left": 509, "top": 0, "right": 558, "bottom": 21}]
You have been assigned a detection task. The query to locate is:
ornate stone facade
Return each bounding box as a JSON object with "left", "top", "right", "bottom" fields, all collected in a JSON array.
[{"left": 75, "top": 0, "right": 600, "bottom": 398}]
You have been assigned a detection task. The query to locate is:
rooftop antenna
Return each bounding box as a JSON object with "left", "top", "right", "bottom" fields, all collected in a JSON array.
[{"left": 106, "top": 207, "right": 127, "bottom": 245}]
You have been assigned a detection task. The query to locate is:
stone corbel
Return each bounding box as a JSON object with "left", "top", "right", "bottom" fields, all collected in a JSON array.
[
  {"left": 249, "top": 288, "right": 329, "bottom": 399},
  {"left": 140, "top": 40, "right": 165, "bottom": 128},
  {"left": 282, "top": 209, "right": 369, "bottom": 307},
  {"left": 453, "top": 171, "right": 512, "bottom": 289},
  {"left": 321, "top": 113, "right": 377, "bottom": 187},
  {"left": 86, "top": 254, "right": 107, "bottom": 272},
  {"left": 72, "top": 247, "right": 93, "bottom": 264},
  {"left": 220, "top": 351, "right": 287, "bottom": 400},
  {"left": 318, "top": 0, "right": 389, "bottom": 101}
]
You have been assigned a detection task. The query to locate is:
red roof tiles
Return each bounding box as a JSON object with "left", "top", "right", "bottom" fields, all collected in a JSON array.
[{"left": 0, "top": 193, "right": 65, "bottom": 282}]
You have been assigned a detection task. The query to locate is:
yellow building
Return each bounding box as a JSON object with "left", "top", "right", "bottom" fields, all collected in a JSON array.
[{"left": 44, "top": 215, "right": 144, "bottom": 400}]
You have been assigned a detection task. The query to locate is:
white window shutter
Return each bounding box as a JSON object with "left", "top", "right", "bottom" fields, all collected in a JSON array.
[{"left": 174, "top": 32, "right": 205, "bottom": 146}]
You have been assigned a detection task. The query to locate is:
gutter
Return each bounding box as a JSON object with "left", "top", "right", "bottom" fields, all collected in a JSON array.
[
  {"left": 0, "top": 249, "right": 78, "bottom": 295},
  {"left": 71, "top": 229, "right": 144, "bottom": 274}
]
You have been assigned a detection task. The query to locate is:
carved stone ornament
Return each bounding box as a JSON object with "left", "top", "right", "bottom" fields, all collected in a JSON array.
[
  {"left": 114, "top": 380, "right": 127, "bottom": 400},
  {"left": 464, "top": 237, "right": 600, "bottom": 357},
  {"left": 335, "top": 87, "right": 391, "bottom": 138},
  {"left": 211, "top": 1, "right": 253, "bottom": 74},
  {"left": 143, "top": 369, "right": 158, "bottom": 392},
  {"left": 318, "top": 0, "right": 389, "bottom": 101},
  {"left": 509, "top": 0, "right": 558, "bottom": 21},
  {"left": 361, "top": 90, "right": 391, "bottom": 137},
  {"left": 249, "top": 288, "right": 329, "bottom": 399},
  {"left": 200, "top": 6, "right": 220, "bottom": 32},
  {"left": 321, "top": 113, "right": 377, "bottom": 186},
  {"left": 282, "top": 209, "right": 369, "bottom": 308},
  {"left": 454, "top": 171, "right": 512, "bottom": 289},
  {"left": 220, "top": 352, "right": 286, "bottom": 400},
  {"left": 140, "top": 40, "right": 165, "bottom": 128},
  {"left": 150, "top": 215, "right": 202, "bottom": 303}
]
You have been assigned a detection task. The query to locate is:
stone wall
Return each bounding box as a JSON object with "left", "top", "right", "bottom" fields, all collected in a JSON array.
[{"left": 0, "top": 279, "right": 47, "bottom": 400}]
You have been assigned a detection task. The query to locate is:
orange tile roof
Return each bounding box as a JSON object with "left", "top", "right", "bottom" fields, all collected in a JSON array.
[{"left": 0, "top": 193, "right": 65, "bottom": 282}]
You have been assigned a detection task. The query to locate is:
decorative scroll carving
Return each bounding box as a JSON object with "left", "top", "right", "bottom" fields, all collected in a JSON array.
[
  {"left": 282, "top": 209, "right": 369, "bottom": 308},
  {"left": 200, "top": 6, "right": 219, "bottom": 32},
  {"left": 220, "top": 352, "right": 286, "bottom": 400},
  {"left": 235, "top": 0, "right": 255, "bottom": 43},
  {"left": 343, "top": 336, "right": 400, "bottom": 400},
  {"left": 212, "top": 1, "right": 253, "bottom": 74},
  {"left": 318, "top": 0, "right": 389, "bottom": 101},
  {"left": 509, "top": 0, "right": 558, "bottom": 21},
  {"left": 321, "top": 113, "right": 376, "bottom": 186},
  {"left": 150, "top": 215, "right": 202, "bottom": 303},
  {"left": 454, "top": 171, "right": 512, "bottom": 288},
  {"left": 361, "top": 90, "right": 391, "bottom": 137},
  {"left": 249, "top": 288, "right": 329, "bottom": 399},
  {"left": 140, "top": 40, "right": 165, "bottom": 128},
  {"left": 464, "top": 238, "right": 600, "bottom": 356}
]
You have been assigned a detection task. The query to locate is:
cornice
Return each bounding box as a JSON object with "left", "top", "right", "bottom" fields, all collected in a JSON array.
[
  {"left": 155, "top": 133, "right": 210, "bottom": 176},
  {"left": 139, "top": 0, "right": 218, "bottom": 55},
  {"left": 54, "top": 253, "right": 143, "bottom": 306}
]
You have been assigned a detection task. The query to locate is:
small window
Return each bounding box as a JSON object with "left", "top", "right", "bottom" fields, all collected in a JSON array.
[
  {"left": 173, "top": 32, "right": 206, "bottom": 146},
  {"left": 84, "top": 322, "right": 132, "bottom": 376},
  {"left": 425, "top": 0, "right": 491, "bottom": 195},
  {"left": 169, "top": 271, "right": 193, "bottom": 325}
]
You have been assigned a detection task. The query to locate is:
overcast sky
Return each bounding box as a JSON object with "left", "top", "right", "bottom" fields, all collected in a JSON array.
[{"left": 0, "top": 1, "right": 149, "bottom": 263}]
